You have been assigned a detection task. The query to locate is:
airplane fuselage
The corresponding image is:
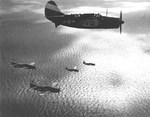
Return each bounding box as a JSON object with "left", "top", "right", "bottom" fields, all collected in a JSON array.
[
  {"left": 47, "top": 13, "right": 122, "bottom": 29},
  {"left": 30, "top": 83, "right": 60, "bottom": 93},
  {"left": 11, "top": 62, "right": 36, "bottom": 69},
  {"left": 83, "top": 61, "right": 95, "bottom": 66},
  {"left": 65, "top": 67, "right": 79, "bottom": 72}
]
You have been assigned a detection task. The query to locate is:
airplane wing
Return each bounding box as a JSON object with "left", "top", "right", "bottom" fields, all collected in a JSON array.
[
  {"left": 74, "top": 66, "right": 77, "bottom": 69},
  {"left": 52, "top": 82, "right": 59, "bottom": 87},
  {"left": 39, "top": 93, "right": 47, "bottom": 96},
  {"left": 39, "top": 91, "right": 49, "bottom": 95},
  {"left": 48, "top": 15, "right": 64, "bottom": 18},
  {"left": 30, "top": 62, "right": 35, "bottom": 65}
]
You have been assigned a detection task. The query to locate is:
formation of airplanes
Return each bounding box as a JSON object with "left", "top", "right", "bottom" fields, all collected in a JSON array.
[
  {"left": 10, "top": 59, "right": 95, "bottom": 94},
  {"left": 65, "top": 61, "right": 96, "bottom": 72},
  {"left": 45, "top": 1, "right": 124, "bottom": 33},
  {"left": 10, "top": 1, "right": 124, "bottom": 95},
  {"left": 10, "top": 60, "right": 60, "bottom": 94}
]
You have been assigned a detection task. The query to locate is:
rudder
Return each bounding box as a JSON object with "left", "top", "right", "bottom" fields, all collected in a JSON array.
[{"left": 45, "top": 1, "right": 64, "bottom": 19}]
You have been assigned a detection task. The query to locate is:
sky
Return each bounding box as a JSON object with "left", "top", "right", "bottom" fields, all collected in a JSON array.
[
  {"left": 1, "top": 0, "right": 150, "bottom": 117},
  {"left": 1, "top": 0, "right": 150, "bottom": 34}
]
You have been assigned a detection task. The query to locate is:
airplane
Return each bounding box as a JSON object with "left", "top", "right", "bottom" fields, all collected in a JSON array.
[
  {"left": 65, "top": 66, "right": 79, "bottom": 72},
  {"left": 10, "top": 60, "right": 36, "bottom": 70},
  {"left": 45, "top": 1, "right": 124, "bottom": 33},
  {"left": 30, "top": 80, "right": 60, "bottom": 93},
  {"left": 83, "top": 61, "right": 95, "bottom": 66}
]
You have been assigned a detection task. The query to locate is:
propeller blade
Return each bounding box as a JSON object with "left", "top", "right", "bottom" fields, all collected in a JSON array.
[
  {"left": 120, "top": 11, "right": 122, "bottom": 22},
  {"left": 120, "top": 23, "right": 122, "bottom": 34},
  {"left": 106, "top": 9, "right": 108, "bottom": 16},
  {"left": 119, "top": 11, "right": 122, "bottom": 34}
]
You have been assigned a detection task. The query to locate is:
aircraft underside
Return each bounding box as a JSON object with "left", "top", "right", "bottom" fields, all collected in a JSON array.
[{"left": 50, "top": 17, "right": 120, "bottom": 29}]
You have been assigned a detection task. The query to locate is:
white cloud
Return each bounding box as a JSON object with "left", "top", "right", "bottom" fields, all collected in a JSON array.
[
  {"left": 0, "top": 0, "right": 44, "bottom": 14},
  {"left": 10, "top": 4, "right": 33, "bottom": 12},
  {"left": 11, "top": 0, "right": 42, "bottom": 4},
  {"left": 64, "top": 1, "right": 150, "bottom": 15},
  {"left": 32, "top": 8, "right": 44, "bottom": 14},
  {"left": 34, "top": 19, "right": 49, "bottom": 24}
]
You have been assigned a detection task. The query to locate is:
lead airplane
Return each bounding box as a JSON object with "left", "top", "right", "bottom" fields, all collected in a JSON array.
[{"left": 45, "top": 1, "right": 124, "bottom": 33}]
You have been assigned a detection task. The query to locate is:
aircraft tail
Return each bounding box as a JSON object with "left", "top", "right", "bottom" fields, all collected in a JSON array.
[
  {"left": 30, "top": 81, "right": 37, "bottom": 89},
  {"left": 45, "top": 1, "right": 64, "bottom": 19},
  {"left": 10, "top": 61, "right": 16, "bottom": 65}
]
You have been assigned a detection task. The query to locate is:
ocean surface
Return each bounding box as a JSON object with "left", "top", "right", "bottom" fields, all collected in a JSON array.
[{"left": 1, "top": 15, "right": 150, "bottom": 117}]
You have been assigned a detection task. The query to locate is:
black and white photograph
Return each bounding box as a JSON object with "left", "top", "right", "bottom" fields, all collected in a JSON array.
[{"left": 1, "top": 0, "right": 150, "bottom": 117}]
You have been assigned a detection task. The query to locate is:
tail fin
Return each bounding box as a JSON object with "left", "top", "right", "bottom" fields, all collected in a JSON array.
[
  {"left": 30, "top": 81, "right": 37, "bottom": 89},
  {"left": 30, "top": 83, "right": 37, "bottom": 89},
  {"left": 10, "top": 61, "right": 16, "bottom": 65},
  {"left": 45, "top": 1, "right": 64, "bottom": 19}
]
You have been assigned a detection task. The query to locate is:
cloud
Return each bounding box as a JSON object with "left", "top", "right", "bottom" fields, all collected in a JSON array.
[
  {"left": 0, "top": 0, "right": 44, "bottom": 14},
  {"left": 62, "top": 1, "right": 150, "bottom": 15},
  {"left": 13, "top": 0, "right": 41, "bottom": 4},
  {"left": 2, "top": 0, "right": 149, "bottom": 14},
  {"left": 123, "top": 9, "right": 150, "bottom": 34}
]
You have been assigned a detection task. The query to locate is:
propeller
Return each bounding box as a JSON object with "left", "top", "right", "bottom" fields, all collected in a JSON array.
[
  {"left": 119, "top": 11, "right": 124, "bottom": 34},
  {"left": 106, "top": 9, "right": 108, "bottom": 16}
]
